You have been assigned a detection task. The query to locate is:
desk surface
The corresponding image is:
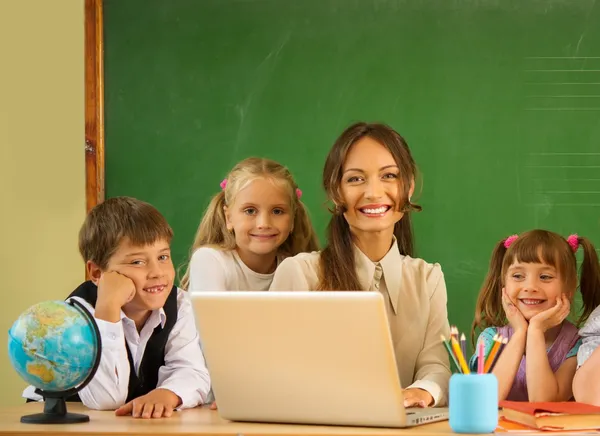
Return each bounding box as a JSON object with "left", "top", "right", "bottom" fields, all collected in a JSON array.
[{"left": 0, "top": 403, "right": 460, "bottom": 436}]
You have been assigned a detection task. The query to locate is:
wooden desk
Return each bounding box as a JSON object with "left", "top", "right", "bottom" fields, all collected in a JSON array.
[{"left": 0, "top": 403, "right": 459, "bottom": 436}]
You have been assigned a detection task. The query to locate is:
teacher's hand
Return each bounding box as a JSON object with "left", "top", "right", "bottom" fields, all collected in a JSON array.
[{"left": 403, "top": 388, "right": 433, "bottom": 408}]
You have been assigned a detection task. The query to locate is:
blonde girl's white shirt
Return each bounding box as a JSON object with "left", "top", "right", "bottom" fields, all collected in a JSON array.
[
  {"left": 268, "top": 241, "right": 452, "bottom": 407},
  {"left": 187, "top": 247, "right": 280, "bottom": 404},
  {"left": 187, "top": 247, "right": 281, "bottom": 292}
]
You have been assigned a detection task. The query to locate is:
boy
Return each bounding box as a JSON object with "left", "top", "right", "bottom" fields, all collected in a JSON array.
[{"left": 23, "top": 197, "right": 211, "bottom": 418}]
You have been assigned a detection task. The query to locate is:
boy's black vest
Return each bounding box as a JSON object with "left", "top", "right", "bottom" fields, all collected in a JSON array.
[{"left": 66, "top": 281, "right": 178, "bottom": 403}]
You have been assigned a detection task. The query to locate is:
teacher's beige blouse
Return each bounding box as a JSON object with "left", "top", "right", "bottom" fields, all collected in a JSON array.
[{"left": 269, "top": 240, "right": 452, "bottom": 406}]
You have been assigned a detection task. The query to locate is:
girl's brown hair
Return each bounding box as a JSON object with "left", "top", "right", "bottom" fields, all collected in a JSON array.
[
  {"left": 471, "top": 229, "right": 600, "bottom": 345},
  {"left": 180, "top": 157, "right": 319, "bottom": 289},
  {"left": 317, "top": 122, "right": 421, "bottom": 291}
]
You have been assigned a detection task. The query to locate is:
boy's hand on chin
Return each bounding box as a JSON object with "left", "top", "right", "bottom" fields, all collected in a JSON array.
[{"left": 95, "top": 271, "right": 136, "bottom": 323}]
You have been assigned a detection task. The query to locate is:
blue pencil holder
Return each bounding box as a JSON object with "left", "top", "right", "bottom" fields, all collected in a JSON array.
[{"left": 449, "top": 374, "right": 498, "bottom": 434}]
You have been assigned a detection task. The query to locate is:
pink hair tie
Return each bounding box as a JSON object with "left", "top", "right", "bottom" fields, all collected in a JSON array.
[
  {"left": 295, "top": 188, "right": 302, "bottom": 199},
  {"left": 567, "top": 234, "right": 579, "bottom": 252},
  {"left": 220, "top": 179, "right": 228, "bottom": 190},
  {"left": 504, "top": 234, "right": 519, "bottom": 249}
]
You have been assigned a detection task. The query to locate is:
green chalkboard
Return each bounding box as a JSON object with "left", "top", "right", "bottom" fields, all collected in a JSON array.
[{"left": 104, "top": 0, "right": 600, "bottom": 350}]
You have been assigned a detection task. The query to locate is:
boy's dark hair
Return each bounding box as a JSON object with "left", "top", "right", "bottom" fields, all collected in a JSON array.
[{"left": 79, "top": 196, "right": 173, "bottom": 269}]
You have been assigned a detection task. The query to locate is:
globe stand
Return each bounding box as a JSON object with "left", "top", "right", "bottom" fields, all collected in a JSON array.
[
  {"left": 21, "top": 396, "right": 90, "bottom": 424},
  {"left": 20, "top": 299, "right": 102, "bottom": 425}
]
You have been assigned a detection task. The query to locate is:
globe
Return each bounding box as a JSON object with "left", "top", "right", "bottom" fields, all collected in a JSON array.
[{"left": 7, "top": 299, "right": 102, "bottom": 424}]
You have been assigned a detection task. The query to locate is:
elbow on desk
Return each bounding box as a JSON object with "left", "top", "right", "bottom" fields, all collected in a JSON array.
[{"left": 573, "top": 389, "right": 600, "bottom": 407}]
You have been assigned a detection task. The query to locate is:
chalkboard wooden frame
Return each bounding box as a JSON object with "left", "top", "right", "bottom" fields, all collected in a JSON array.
[{"left": 84, "top": 0, "right": 105, "bottom": 213}]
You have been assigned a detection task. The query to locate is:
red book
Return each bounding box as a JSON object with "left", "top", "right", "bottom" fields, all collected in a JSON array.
[{"left": 500, "top": 401, "right": 600, "bottom": 431}]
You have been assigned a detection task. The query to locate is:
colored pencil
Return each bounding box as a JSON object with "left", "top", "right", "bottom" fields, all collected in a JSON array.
[
  {"left": 450, "top": 335, "right": 470, "bottom": 374},
  {"left": 483, "top": 334, "right": 502, "bottom": 373},
  {"left": 441, "top": 335, "right": 462, "bottom": 374},
  {"left": 488, "top": 336, "right": 508, "bottom": 373},
  {"left": 451, "top": 326, "right": 459, "bottom": 342},
  {"left": 460, "top": 333, "right": 467, "bottom": 364},
  {"left": 477, "top": 340, "right": 485, "bottom": 374}
]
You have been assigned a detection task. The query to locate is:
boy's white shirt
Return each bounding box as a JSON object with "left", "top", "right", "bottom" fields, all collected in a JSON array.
[
  {"left": 578, "top": 305, "right": 600, "bottom": 368},
  {"left": 22, "top": 288, "right": 211, "bottom": 411},
  {"left": 187, "top": 247, "right": 281, "bottom": 292}
]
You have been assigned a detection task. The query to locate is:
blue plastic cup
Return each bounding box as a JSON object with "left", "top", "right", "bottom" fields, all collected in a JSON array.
[{"left": 449, "top": 374, "right": 498, "bottom": 433}]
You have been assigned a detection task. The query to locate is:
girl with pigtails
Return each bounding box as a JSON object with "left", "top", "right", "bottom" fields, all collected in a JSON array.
[
  {"left": 180, "top": 157, "right": 319, "bottom": 293},
  {"left": 471, "top": 230, "right": 600, "bottom": 402},
  {"left": 180, "top": 157, "right": 320, "bottom": 410}
]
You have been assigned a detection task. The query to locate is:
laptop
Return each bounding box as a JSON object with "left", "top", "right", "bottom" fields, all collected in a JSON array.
[{"left": 191, "top": 291, "right": 449, "bottom": 428}]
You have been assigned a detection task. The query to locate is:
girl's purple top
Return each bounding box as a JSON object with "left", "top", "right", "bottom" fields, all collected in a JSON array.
[{"left": 471, "top": 321, "right": 581, "bottom": 401}]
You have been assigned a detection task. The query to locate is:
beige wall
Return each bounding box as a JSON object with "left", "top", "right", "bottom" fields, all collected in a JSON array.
[{"left": 0, "top": 1, "right": 85, "bottom": 407}]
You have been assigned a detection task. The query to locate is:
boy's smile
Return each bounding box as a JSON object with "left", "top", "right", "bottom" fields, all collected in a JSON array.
[
  {"left": 143, "top": 284, "right": 167, "bottom": 294},
  {"left": 105, "top": 237, "right": 175, "bottom": 320}
]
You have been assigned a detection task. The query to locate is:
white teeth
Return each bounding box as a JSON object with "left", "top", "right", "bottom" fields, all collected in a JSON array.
[
  {"left": 521, "top": 299, "right": 544, "bottom": 305},
  {"left": 362, "top": 207, "right": 388, "bottom": 214},
  {"left": 145, "top": 286, "right": 164, "bottom": 294}
]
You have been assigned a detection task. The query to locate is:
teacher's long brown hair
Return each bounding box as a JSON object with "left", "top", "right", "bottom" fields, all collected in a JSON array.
[{"left": 318, "top": 122, "right": 421, "bottom": 291}]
